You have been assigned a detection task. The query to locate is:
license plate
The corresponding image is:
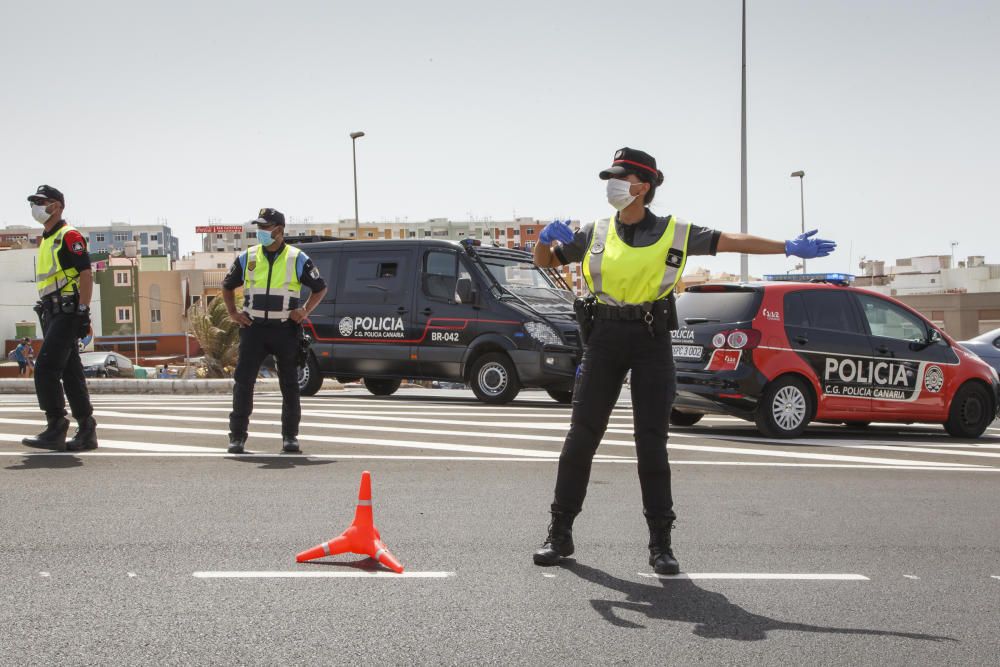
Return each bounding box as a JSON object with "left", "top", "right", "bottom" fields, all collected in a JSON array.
[{"left": 672, "top": 345, "right": 703, "bottom": 360}]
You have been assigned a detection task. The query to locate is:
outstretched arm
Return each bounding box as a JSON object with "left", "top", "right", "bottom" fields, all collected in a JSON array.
[{"left": 718, "top": 229, "right": 836, "bottom": 259}]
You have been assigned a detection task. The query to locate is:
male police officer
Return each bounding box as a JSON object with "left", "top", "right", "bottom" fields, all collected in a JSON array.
[
  {"left": 222, "top": 208, "right": 327, "bottom": 454},
  {"left": 22, "top": 185, "right": 99, "bottom": 451}
]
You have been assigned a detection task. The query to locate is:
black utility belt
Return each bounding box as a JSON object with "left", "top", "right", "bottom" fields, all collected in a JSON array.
[
  {"left": 249, "top": 317, "right": 296, "bottom": 328},
  {"left": 36, "top": 293, "right": 79, "bottom": 315},
  {"left": 592, "top": 301, "right": 669, "bottom": 321}
]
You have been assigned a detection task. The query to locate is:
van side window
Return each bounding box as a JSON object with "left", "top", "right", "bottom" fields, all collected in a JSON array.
[
  {"left": 855, "top": 294, "right": 927, "bottom": 342},
  {"left": 423, "top": 251, "right": 458, "bottom": 302},
  {"left": 800, "top": 290, "right": 863, "bottom": 334},
  {"left": 340, "top": 252, "right": 409, "bottom": 304}
]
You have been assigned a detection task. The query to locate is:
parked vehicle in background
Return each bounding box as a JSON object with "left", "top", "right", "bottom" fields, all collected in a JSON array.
[
  {"left": 960, "top": 328, "right": 1000, "bottom": 376},
  {"left": 670, "top": 274, "right": 1000, "bottom": 439},
  {"left": 80, "top": 352, "right": 136, "bottom": 378},
  {"left": 291, "top": 238, "right": 582, "bottom": 404}
]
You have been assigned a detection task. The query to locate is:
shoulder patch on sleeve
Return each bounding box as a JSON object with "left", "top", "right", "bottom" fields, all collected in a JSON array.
[{"left": 63, "top": 230, "right": 86, "bottom": 255}]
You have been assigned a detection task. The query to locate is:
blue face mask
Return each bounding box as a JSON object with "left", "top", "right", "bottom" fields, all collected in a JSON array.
[{"left": 256, "top": 229, "right": 274, "bottom": 246}]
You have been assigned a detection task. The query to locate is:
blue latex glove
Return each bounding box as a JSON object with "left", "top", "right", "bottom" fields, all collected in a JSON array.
[
  {"left": 539, "top": 219, "right": 574, "bottom": 245},
  {"left": 785, "top": 229, "right": 836, "bottom": 259}
]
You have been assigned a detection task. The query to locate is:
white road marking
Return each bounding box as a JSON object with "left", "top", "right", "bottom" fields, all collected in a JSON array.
[
  {"left": 903, "top": 574, "right": 920, "bottom": 580},
  {"left": 638, "top": 573, "right": 870, "bottom": 581},
  {"left": 192, "top": 571, "right": 455, "bottom": 579},
  {"left": 542, "top": 573, "right": 557, "bottom": 578},
  {"left": 128, "top": 572, "right": 137, "bottom": 578},
  {"left": 991, "top": 575, "right": 1000, "bottom": 580},
  {"left": 39, "top": 572, "right": 50, "bottom": 577},
  {"left": 0, "top": 415, "right": 993, "bottom": 469}
]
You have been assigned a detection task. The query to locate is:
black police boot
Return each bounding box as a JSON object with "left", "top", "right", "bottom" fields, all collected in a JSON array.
[
  {"left": 281, "top": 436, "right": 302, "bottom": 454},
  {"left": 646, "top": 514, "right": 680, "bottom": 575},
  {"left": 21, "top": 416, "right": 70, "bottom": 450},
  {"left": 532, "top": 509, "right": 577, "bottom": 566},
  {"left": 227, "top": 435, "right": 247, "bottom": 454},
  {"left": 66, "top": 417, "right": 99, "bottom": 452}
]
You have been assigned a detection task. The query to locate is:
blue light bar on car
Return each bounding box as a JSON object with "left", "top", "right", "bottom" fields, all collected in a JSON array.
[{"left": 763, "top": 273, "right": 856, "bottom": 284}]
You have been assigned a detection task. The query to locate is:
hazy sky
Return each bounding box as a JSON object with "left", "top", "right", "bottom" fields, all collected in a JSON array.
[{"left": 2, "top": 1, "right": 997, "bottom": 276}]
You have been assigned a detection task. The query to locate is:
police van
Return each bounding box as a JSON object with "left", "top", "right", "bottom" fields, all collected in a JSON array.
[
  {"left": 669, "top": 274, "right": 1000, "bottom": 438},
  {"left": 292, "top": 238, "right": 582, "bottom": 404}
]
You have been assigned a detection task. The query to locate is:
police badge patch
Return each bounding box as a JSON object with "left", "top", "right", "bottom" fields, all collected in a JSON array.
[
  {"left": 310, "top": 267, "right": 320, "bottom": 280},
  {"left": 666, "top": 248, "right": 684, "bottom": 268}
]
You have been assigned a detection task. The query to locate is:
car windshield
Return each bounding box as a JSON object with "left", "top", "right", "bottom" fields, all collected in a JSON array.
[
  {"left": 79, "top": 353, "right": 108, "bottom": 365},
  {"left": 675, "top": 290, "right": 761, "bottom": 324},
  {"left": 480, "top": 255, "right": 574, "bottom": 311}
]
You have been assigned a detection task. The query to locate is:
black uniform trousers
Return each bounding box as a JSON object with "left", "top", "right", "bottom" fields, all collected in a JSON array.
[
  {"left": 34, "top": 312, "right": 93, "bottom": 424},
  {"left": 229, "top": 320, "right": 301, "bottom": 439},
  {"left": 553, "top": 318, "right": 677, "bottom": 519}
]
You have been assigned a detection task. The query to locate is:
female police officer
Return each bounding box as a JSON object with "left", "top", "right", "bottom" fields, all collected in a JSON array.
[{"left": 531, "top": 147, "right": 835, "bottom": 574}]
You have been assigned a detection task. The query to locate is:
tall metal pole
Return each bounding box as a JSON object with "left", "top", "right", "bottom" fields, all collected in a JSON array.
[
  {"left": 132, "top": 257, "right": 139, "bottom": 364},
  {"left": 350, "top": 131, "right": 365, "bottom": 239},
  {"left": 791, "top": 170, "right": 806, "bottom": 273},
  {"left": 739, "top": 0, "right": 748, "bottom": 282}
]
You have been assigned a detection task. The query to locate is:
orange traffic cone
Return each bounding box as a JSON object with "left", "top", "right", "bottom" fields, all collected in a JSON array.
[{"left": 296, "top": 470, "right": 404, "bottom": 574}]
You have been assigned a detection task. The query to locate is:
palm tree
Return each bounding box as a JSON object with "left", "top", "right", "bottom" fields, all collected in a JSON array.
[{"left": 188, "top": 296, "right": 240, "bottom": 378}]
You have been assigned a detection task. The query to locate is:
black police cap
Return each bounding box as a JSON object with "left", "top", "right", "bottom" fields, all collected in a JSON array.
[
  {"left": 27, "top": 184, "right": 65, "bottom": 206},
  {"left": 252, "top": 208, "right": 286, "bottom": 226},
  {"left": 599, "top": 147, "right": 664, "bottom": 186}
]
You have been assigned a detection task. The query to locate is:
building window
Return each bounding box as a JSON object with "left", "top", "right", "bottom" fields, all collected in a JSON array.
[
  {"left": 216, "top": 233, "right": 223, "bottom": 239},
  {"left": 216, "top": 263, "right": 226, "bottom": 269},
  {"left": 246, "top": 231, "right": 255, "bottom": 239},
  {"left": 114, "top": 270, "right": 131, "bottom": 286},
  {"left": 408, "top": 231, "right": 416, "bottom": 238},
  {"left": 95, "top": 233, "right": 106, "bottom": 243},
  {"left": 150, "top": 249, "right": 161, "bottom": 256},
  {"left": 114, "top": 232, "right": 129, "bottom": 242},
  {"left": 150, "top": 309, "right": 161, "bottom": 323},
  {"left": 526, "top": 228, "right": 534, "bottom": 235},
  {"left": 424, "top": 231, "right": 432, "bottom": 237},
  {"left": 191, "top": 295, "right": 202, "bottom": 305},
  {"left": 150, "top": 234, "right": 159, "bottom": 242},
  {"left": 366, "top": 231, "right": 374, "bottom": 238},
  {"left": 116, "top": 306, "right": 133, "bottom": 323}
]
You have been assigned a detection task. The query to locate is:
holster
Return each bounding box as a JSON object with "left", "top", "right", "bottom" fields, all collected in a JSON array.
[
  {"left": 296, "top": 325, "right": 311, "bottom": 366},
  {"left": 573, "top": 296, "right": 596, "bottom": 344}
]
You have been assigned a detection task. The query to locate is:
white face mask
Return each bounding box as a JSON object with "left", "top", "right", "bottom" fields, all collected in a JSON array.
[
  {"left": 606, "top": 179, "right": 637, "bottom": 211},
  {"left": 31, "top": 203, "right": 52, "bottom": 224}
]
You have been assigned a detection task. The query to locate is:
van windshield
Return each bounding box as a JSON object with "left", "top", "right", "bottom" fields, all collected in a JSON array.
[{"left": 480, "top": 256, "right": 574, "bottom": 312}]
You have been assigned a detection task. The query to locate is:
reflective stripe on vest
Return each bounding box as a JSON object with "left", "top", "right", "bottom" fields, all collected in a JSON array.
[
  {"left": 36, "top": 225, "right": 81, "bottom": 297},
  {"left": 242, "top": 244, "right": 303, "bottom": 320},
  {"left": 583, "top": 214, "right": 690, "bottom": 305}
]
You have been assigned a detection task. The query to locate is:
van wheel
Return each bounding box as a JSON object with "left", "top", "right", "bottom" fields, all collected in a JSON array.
[
  {"left": 470, "top": 353, "right": 520, "bottom": 404},
  {"left": 546, "top": 389, "right": 573, "bottom": 404},
  {"left": 944, "top": 382, "right": 993, "bottom": 438},
  {"left": 298, "top": 353, "right": 323, "bottom": 396},
  {"left": 364, "top": 378, "right": 401, "bottom": 396},
  {"left": 755, "top": 376, "right": 813, "bottom": 438},
  {"left": 670, "top": 410, "right": 704, "bottom": 427},
  {"left": 335, "top": 376, "right": 362, "bottom": 384}
]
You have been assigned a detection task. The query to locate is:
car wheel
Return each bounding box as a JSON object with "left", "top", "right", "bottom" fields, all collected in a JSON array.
[
  {"left": 335, "top": 376, "right": 362, "bottom": 384},
  {"left": 670, "top": 410, "right": 704, "bottom": 427},
  {"left": 755, "top": 375, "right": 813, "bottom": 438},
  {"left": 298, "top": 353, "right": 323, "bottom": 396},
  {"left": 843, "top": 421, "right": 871, "bottom": 429},
  {"left": 364, "top": 378, "right": 401, "bottom": 396},
  {"left": 469, "top": 352, "right": 520, "bottom": 404},
  {"left": 944, "top": 382, "right": 994, "bottom": 438},
  {"left": 546, "top": 389, "right": 573, "bottom": 404}
]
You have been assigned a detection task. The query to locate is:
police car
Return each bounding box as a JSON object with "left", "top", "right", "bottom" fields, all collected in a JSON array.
[{"left": 670, "top": 274, "right": 1000, "bottom": 438}]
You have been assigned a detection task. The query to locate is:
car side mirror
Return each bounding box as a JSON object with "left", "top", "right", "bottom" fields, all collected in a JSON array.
[
  {"left": 928, "top": 329, "right": 943, "bottom": 344},
  {"left": 456, "top": 278, "right": 476, "bottom": 304}
]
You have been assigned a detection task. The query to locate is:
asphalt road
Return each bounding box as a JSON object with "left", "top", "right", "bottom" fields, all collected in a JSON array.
[{"left": 1, "top": 388, "right": 998, "bottom": 665}]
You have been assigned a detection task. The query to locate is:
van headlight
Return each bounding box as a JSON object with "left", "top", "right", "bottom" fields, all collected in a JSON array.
[{"left": 524, "top": 322, "right": 561, "bottom": 345}]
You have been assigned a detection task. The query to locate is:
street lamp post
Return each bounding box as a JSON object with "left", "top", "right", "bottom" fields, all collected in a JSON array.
[
  {"left": 790, "top": 170, "right": 806, "bottom": 273},
  {"left": 124, "top": 240, "right": 139, "bottom": 364},
  {"left": 350, "top": 131, "right": 365, "bottom": 239},
  {"left": 739, "top": 0, "right": 748, "bottom": 282}
]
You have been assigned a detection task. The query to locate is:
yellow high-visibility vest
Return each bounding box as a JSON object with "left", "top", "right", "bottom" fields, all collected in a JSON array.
[
  {"left": 241, "top": 244, "right": 303, "bottom": 321},
  {"left": 583, "top": 214, "right": 690, "bottom": 305},
  {"left": 36, "top": 225, "right": 81, "bottom": 297}
]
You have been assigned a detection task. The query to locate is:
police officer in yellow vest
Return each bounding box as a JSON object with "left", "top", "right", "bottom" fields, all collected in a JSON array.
[
  {"left": 222, "top": 208, "right": 328, "bottom": 454},
  {"left": 532, "top": 148, "right": 836, "bottom": 573},
  {"left": 21, "top": 185, "right": 99, "bottom": 451}
]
